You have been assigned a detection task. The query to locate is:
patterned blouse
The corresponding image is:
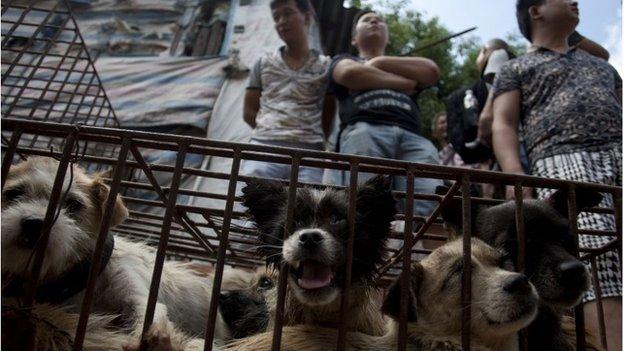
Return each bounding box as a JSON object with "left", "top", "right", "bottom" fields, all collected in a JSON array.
[{"left": 493, "top": 46, "right": 622, "bottom": 165}]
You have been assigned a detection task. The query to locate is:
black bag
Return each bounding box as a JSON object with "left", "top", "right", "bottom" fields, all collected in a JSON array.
[{"left": 444, "top": 79, "right": 493, "bottom": 164}]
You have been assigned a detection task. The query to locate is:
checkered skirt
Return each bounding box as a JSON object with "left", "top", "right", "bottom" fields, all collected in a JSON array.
[{"left": 532, "top": 148, "right": 622, "bottom": 301}]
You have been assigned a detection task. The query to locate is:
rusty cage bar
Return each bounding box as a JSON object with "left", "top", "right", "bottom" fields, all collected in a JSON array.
[{"left": 1, "top": 2, "right": 622, "bottom": 351}]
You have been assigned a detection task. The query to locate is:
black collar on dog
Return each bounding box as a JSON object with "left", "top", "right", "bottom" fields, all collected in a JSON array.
[{"left": 2, "top": 234, "right": 115, "bottom": 303}]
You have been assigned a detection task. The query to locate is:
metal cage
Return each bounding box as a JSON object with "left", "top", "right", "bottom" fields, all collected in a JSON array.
[{"left": 1, "top": 2, "right": 621, "bottom": 351}]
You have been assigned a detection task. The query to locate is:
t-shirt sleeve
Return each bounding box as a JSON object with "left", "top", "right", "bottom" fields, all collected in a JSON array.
[
  {"left": 327, "top": 54, "right": 357, "bottom": 96},
  {"left": 492, "top": 61, "right": 521, "bottom": 99},
  {"left": 247, "top": 58, "right": 263, "bottom": 90},
  {"left": 567, "top": 31, "right": 585, "bottom": 47}
]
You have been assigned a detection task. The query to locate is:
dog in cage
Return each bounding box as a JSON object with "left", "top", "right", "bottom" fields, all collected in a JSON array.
[
  {"left": 241, "top": 175, "right": 396, "bottom": 336},
  {"left": 225, "top": 238, "right": 539, "bottom": 351},
  {"left": 0, "top": 156, "right": 233, "bottom": 349},
  {"left": 436, "top": 186, "right": 603, "bottom": 350}
]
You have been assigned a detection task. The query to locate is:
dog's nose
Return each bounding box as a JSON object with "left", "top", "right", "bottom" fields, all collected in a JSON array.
[
  {"left": 298, "top": 231, "right": 324, "bottom": 249},
  {"left": 20, "top": 218, "right": 44, "bottom": 248},
  {"left": 559, "top": 261, "right": 587, "bottom": 288},
  {"left": 503, "top": 274, "right": 532, "bottom": 295}
]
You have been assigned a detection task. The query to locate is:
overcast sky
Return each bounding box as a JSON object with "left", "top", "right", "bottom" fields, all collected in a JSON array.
[{"left": 405, "top": 0, "right": 622, "bottom": 74}]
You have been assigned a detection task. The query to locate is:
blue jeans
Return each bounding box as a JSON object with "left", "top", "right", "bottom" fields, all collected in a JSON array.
[
  {"left": 241, "top": 139, "right": 323, "bottom": 184},
  {"left": 325, "top": 122, "right": 442, "bottom": 217}
]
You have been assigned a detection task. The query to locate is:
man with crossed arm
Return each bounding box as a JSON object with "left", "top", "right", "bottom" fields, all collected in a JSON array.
[{"left": 327, "top": 10, "right": 442, "bottom": 218}]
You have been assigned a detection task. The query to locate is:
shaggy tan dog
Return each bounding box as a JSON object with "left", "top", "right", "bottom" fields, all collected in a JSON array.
[{"left": 1, "top": 157, "right": 228, "bottom": 349}]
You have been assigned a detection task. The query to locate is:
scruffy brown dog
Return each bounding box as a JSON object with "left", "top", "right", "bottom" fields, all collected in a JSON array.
[
  {"left": 1, "top": 157, "right": 228, "bottom": 349},
  {"left": 225, "top": 238, "right": 539, "bottom": 351}
]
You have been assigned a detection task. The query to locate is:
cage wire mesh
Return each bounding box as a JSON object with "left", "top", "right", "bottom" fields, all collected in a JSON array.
[{"left": 2, "top": 0, "right": 120, "bottom": 168}]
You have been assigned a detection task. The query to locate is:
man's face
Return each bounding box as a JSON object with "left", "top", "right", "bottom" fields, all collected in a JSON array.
[
  {"left": 353, "top": 12, "right": 389, "bottom": 50},
  {"left": 271, "top": 0, "right": 309, "bottom": 45},
  {"left": 434, "top": 114, "right": 448, "bottom": 140},
  {"left": 535, "top": 0, "right": 579, "bottom": 27}
]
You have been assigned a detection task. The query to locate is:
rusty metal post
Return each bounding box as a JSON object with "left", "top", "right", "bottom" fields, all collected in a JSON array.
[
  {"left": 514, "top": 181, "right": 528, "bottom": 351},
  {"left": 73, "top": 137, "right": 131, "bottom": 350},
  {"left": 141, "top": 142, "right": 189, "bottom": 340},
  {"left": 336, "top": 161, "right": 359, "bottom": 351},
  {"left": 568, "top": 186, "right": 586, "bottom": 351},
  {"left": 203, "top": 148, "right": 242, "bottom": 350},
  {"left": 271, "top": 155, "right": 301, "bottom": 351},
  {"left": 22, "top": 130, "right": 77, "bottom": 307},
  {"left": 398, "top": 168, "right": 415, "bottom": 351},
  {"left": 590, "top": 258, "right": 608, "bottom": 349},
  {"left": 1, "top": 127, "right": 23, "bottom": 189},
  {"left": 461, "top": 175, "right": 472, "bottom": 351}
]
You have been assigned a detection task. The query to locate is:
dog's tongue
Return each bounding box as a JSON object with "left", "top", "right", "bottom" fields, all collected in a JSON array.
[{"left": 298, "top": 261, "right": 332, "bottom": 290}]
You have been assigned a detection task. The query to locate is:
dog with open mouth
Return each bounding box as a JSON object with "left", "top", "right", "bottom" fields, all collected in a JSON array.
[
  {"left": 225, "top": 238, "right": 539, "bottom": 351},
  {"left": 437, "top": 186, "right": 602, "bottom": 350},
  {"left": 1, "top": 157, "right": 231, "bottom": 349},
  {"left": 241, "top": 175, "right": 396, "bottom": 335}
]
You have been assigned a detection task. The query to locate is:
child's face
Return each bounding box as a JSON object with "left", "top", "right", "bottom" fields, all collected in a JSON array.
[{"left": 271, "top": 0, "right": 309, "bottom": 45}]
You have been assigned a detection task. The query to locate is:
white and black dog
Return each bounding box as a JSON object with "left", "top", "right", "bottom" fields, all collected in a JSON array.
[{"left": 241, "top": 175, "right": 396, "bottom": 335}]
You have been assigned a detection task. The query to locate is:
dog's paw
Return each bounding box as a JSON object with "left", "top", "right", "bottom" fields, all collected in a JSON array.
[
  {"left": 122, "top": 333, "right": 176, "bottom": 351},
  {"left": 122, "top": 320, "right": 178, "bottom": 351}
]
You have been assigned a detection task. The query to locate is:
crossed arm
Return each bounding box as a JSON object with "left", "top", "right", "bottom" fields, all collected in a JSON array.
[{"left": 331, "top": 56, "right": 440, "bottom": 92}]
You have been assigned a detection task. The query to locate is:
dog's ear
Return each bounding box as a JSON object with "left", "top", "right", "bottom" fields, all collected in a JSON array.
[
  {"left": 356, "top": 175, "right": 397, "bottom": 225},
  {"left": 381, "top": 262, "right": 423, "bottom": 322},
  {"left": 547, "top": 189, "right": 603, "bottom": 217},
  {"left": 435, "top": 184, "right": 481, "bottom": 236},
  {"left": 349, "top": 176, "right": 396, "bottom": 281},
  {"left": 436, "top": 185, "right": 463, "bottom": 234},
  {"left": 90, "top": 178, "right": 129, "bottom": 227},
  {"left": 241, "top": 178, "right": 287, "bottom": 234}
]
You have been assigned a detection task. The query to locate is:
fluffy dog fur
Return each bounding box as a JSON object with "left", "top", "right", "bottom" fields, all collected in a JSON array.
[
  {"left": 437, "top": 186, "right": 602, "bottom": 351},
  {"left": 2, "top": 303, "right": 132, "bottom": 351},
  {"left": 241, "top": 175, "right": 396, "bottom": 335},
  {"left": 225, "top": 238, "right": 539, "bottom": 351},
  {"left": 1, "top": 157, "right": 228, "bottom": 349}
]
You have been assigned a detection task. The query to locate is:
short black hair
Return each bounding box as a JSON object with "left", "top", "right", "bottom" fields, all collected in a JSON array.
[
  {"left": 516, "top": 0, "right": 545, "bottom": 42},
  {"left": 351, "top": 9, "right": 376, "bottom": 37},
  {"left": 269, "top": 0, "right": 311, "bottom": 13}
]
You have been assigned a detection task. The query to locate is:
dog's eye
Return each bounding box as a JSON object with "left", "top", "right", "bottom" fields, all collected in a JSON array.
[
  {"left": 3, "top": 187, "right": 24, "bottom": 202},
  {"left": 329, "top": 215, "right": 344, "bottom": 225},
  {"left": 497, "top": 254, "right": 515, "bottom": 270},
  {"left": 258, "top": 276, "right": 274, "bottom": 290},
  {"left": 64, "top": 197, "right": 84, "bottom": 213}
]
